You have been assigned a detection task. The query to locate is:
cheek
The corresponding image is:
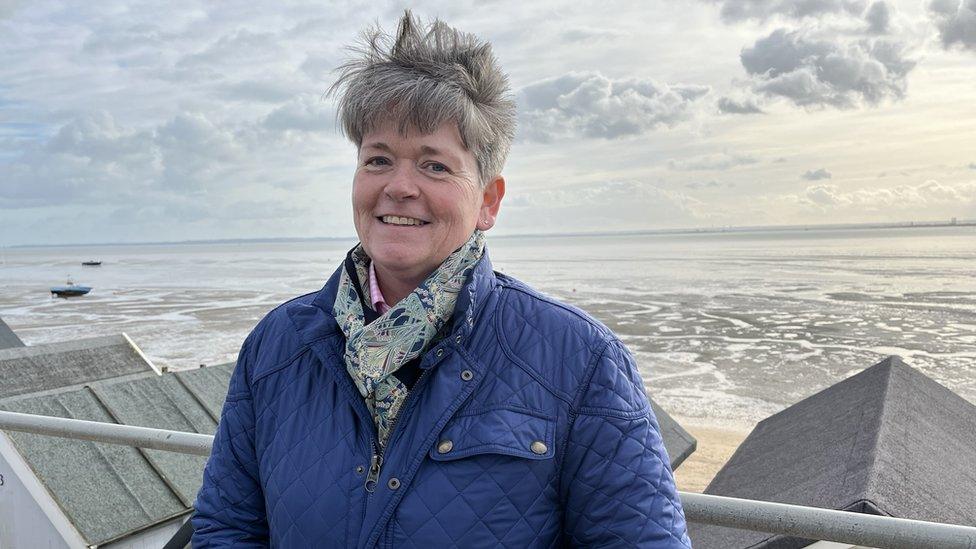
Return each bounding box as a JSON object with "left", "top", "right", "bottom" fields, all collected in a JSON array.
[{"left": 351, "top": 180, "right": 371, "bottom": 210}]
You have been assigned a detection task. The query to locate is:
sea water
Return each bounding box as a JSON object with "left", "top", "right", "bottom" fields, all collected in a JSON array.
[{"left": 1, "top": 226, "right": 974, "bottom": 423}]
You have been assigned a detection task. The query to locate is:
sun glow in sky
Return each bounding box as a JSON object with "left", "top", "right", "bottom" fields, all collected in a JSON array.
[{"left": 1, "top": 0, "right": 975, "bottom": 245}]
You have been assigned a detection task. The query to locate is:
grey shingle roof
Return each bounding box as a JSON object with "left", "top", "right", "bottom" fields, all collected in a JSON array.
[
  {"left": 0, "top": 362, "right": 236, "bottom": 546},
  {"left": 0, "top": 380, "right": 187, "bottom": 545},
  {"left": 688, "top": 356, "right": 976, "bottom": 548},
  {"left": 0, "top": 317, "right": 25, "bottom": 349},
  {"left": 0, "top": 335, "right": 156, "bottom": 399},
  {"left": 650, "top": 398, "right": 696, "bottom": 469},
  {"left": 173, "top": 362, "right": 235, "bottom": 421}
]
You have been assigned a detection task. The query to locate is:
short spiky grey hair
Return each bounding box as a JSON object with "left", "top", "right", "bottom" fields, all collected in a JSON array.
[{"left": 329, "top": 11, "right": 517, "bottom": 186}]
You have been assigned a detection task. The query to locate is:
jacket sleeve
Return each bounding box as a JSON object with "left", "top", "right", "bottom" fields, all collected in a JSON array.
[
  {"left": 192, "top": 337, "right": 270, "bottom": 547},
  {"left": 561, "top": 338, "right": 691, "bottom": 548}
]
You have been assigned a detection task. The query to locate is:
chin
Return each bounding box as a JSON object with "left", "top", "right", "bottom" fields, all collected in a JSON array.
[{"left": 368, "top": 245, "right": 429, "bottom": 272}]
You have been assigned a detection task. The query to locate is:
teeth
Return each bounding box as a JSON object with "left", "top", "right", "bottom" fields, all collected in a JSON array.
[{"left": 382, "top": 215, "right": 425, "bottom": 226}]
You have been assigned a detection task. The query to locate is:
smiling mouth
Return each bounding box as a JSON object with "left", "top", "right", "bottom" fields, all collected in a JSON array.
[{"left": 379, "top": 215, "right": 428, "bottom": 226}]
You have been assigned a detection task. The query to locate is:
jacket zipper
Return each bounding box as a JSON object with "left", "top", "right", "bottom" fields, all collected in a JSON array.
[
  {"left": 364, "top": 443, "right": 383, "bottom": 493},
  {"left": 362, "top": 365, "right": 435, "bottom": 493}
]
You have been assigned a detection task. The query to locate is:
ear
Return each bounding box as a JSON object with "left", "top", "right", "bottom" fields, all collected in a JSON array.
[{"left": 479, "top": 175, "right": 505, "bottom": 231}]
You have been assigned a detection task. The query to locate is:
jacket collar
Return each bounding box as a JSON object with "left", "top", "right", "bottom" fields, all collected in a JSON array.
[{"left": 288, "top": 246, "right": 498, "bottom": 351}]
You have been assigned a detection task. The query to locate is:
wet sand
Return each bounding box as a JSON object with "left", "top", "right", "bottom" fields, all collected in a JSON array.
[{"left": 672, "top": 416, "right": 752, "bottom": 493}]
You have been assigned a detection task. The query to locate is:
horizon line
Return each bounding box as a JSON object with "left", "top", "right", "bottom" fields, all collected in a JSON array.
[{"left": 5, "top": 218, "right": 975, "bottom": 249}]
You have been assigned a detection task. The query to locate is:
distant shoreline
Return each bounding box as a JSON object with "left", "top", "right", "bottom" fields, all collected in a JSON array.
[{"left": 6, "top": 219, "right": 975, "bottom": 249}]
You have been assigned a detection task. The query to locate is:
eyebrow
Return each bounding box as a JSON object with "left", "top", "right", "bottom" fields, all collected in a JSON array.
[{"left": 362, "top": 142, "right": 393, "bottom": 153}]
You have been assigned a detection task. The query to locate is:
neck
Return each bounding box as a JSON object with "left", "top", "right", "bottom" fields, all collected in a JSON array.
[{"left": 373, "top": 265, "right": 427, "bottom": 307}]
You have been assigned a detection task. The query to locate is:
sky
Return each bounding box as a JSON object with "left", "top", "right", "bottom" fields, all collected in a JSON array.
[{"left": 1, "top": 0, "right": 975, "bottom": 246}]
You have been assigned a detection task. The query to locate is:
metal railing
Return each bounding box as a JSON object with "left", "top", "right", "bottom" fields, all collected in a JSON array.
[{"left": 2, "top": 410, "right": 975, "bottom": 549}]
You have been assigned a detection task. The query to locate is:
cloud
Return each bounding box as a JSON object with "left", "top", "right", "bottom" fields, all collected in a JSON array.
[
  {"left": 262, "top": 96, "right": 335, "bottom": 132},
  {"left": 865, "top": 1, "right": 891, "bottom": 34},
  {"left": 220, "top": 79, "right": 299, "bottom": 104},
  {"left": 741, "top": 28, "right": 915, "bottom": 108},
  {"left": 669, "top": 152, "right": 759, "bottom": 171},
  {"left": 797, "top": 180, "right": 976, "bottom": 210},
  {"left": 504, "top": 180, "right": 712, "bottom": 231},
  {"left": 560, "top": 27, "right": 624, "bottom": 43},
  {"left": 703, "top": 0, "right": 866, "bottom": 23},
  {"left": 717, "top": 96, "right": 764, "bottom": 114},
  {"left": 802, "top": 168, "right": 832, "bottom": 180},
  {"left": 969, "top": 162, "right": 976, "bottom": 169},
  {"left": 929, "top": 0, "right": 976, "bottom": 51},
  {"left": 0, "top": 0, "right": 21, "bottom": 19},
  {"left": 685, "top": 179, "right": 733, "bottom": 189},
  {"left": 518, "top": 72, "right": 709, "bottom": 142},
  {"left": 0, "top": 110, "right": 252, "bottom": 209}
]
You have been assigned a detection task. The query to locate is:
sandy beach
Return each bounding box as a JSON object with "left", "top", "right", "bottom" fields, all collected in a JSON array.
[{"left": 672, "top": 416, "right": 753, "bottom": 493}]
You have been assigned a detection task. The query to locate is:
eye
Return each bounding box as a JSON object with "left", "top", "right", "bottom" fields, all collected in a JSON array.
[
  {"left": 424, "top": 162, "right": 450, "bottom": 174},
  {"left": 364, "top": 156, "right": 391, "bottom": 167}
]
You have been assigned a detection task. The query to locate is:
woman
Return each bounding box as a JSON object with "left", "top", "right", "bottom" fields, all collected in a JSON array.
[{"left": 193, "top": 12, "right": 690, "bottom": 548}]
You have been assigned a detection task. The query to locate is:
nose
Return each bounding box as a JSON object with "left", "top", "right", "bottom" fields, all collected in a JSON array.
[{"left": 383, "top": 163, "right": 421, "bottom": 201}]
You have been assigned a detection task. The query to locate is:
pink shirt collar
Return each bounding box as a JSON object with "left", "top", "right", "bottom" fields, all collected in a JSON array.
[{"left": 368, "top": 261, "right": 391, "bottom": 314}]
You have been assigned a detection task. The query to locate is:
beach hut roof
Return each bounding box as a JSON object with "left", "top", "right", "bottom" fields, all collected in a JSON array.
[
  {"left": 0, "top": 317, "right": 25, "bottom": 349},
  {"left": 650, "top": 398, "right": 696, "bottom": 469},
  {"left": 689, "top": 356, "right": 976, "bottom": 548},
  {"left": 0, "top": 361, "right": 235, "bottom": 546},
  {"left": 0, "top": 334, "right": 157, "bottom": 399}
]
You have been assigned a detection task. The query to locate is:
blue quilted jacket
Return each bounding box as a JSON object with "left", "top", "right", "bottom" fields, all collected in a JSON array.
[{"left": 193, "top": 252, "right": 691, "bottom": 548}]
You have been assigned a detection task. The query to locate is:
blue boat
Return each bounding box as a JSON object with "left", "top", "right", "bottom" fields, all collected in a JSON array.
[{"left": 50, "top": 280, "right": 91, "bottom": 298}]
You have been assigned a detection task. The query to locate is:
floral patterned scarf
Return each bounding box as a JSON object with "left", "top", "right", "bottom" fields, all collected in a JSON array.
[{"left": 333, "top": 231, "right": 485, "bottom": 448}]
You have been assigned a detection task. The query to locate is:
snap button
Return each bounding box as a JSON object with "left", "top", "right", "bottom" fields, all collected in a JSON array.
[
  {"left": 436, "top": 348, "right": 444, "bottom": 358},
  {"left": 355, "top": 465, "right": 365, "bottom": 475},
  {"left": 388, "top": 477, "right": 401, "bottom": 490},
  {"left": 437, "top": 440, "right": 454, "bottom": 454},
  {"left": 460, "top": 369, "right": 473, "bottom": 381},
  {"left": 530, "top": 441, "right": 548, "bottom": 455},
  {"left": 455, "top": 334, "right": 462, "bottom": 344}
]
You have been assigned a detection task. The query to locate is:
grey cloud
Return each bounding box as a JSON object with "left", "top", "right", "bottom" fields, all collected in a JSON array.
[
  {"left": 176, "top": 28, "right": 282, "bottom": 70},
  {"left": 685, "top": 180, "right": 732, "bottom": 189},
  {"left": 220, "top": 79, "right": 298, "bottom": 103},
  {"left": 262, "top": 96, "right": 335, "bottom": 132},
  {"left": 742, "top": 28, "right": 915, "bottom": 108},
  {"left": 865, "top": 1, "right": 891, "bottom": 34},
  {"left": 0, "top": 110, "right": 252, "bottom": 209},
  {"left": 704, "top": 0, "right": 865, "bottom": 23},
  {"left": 0, "top": 0, "right": 21, "bottom": 19},
  {"left": 47, "top": 111, "right": 155, "bottom": 163},
  {"left": 518, "top": 72, "right": 709, "bottom": 142},
  {"left": 81, "top": 23, "right": 169, "bottom": 56},
  {"left": 1, "top": 112, "right": 160, "bottom": 208},
  {"left": 156, "top": 113, "right": 247, "bottom": 189},
  {"left": 560, "top": 27, "right": 623, "bottom": 43},
  {"left": 799, "top": 180, "right": 976, "bottom": 210},
  {"left": 802, "top": 168, "right": 832, "bottom": 180},
  {"left": 504, "top": 180, "right": 709, "bottom": 231},
  {"left": 805, "top": 184, "right": 842, "bottom": 205},
  {"left": 717, "top": 96, "right": 764, "bottom": 114},
  {"left": 669, "top": 152, "right": 759, "bottom": 171},
  {"left": 929, "top": 0, "right": 976, "bottom": 51},
  {"left": 968, "top": 162, "right": 976, "bottom": 169},
  {"left": 300, "top": 54, "right": 341, "bottom": 79}
]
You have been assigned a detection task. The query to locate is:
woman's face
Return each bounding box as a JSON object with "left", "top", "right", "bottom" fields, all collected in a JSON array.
[{"left": 352, "top": 121, "right": 504, "bottom": 285}]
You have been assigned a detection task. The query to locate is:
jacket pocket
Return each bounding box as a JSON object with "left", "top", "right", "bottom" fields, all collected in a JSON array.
[{"left": 429, "top": 405, "right": 555, "bottom": 461}]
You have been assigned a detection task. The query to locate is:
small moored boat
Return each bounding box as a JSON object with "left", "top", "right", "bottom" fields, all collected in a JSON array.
[
  {"left": 81, "top": 260, "right": 102, "bottom": 266},
  {"left": 50, "top": 280, "right": 92, "bottom": 298}
]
